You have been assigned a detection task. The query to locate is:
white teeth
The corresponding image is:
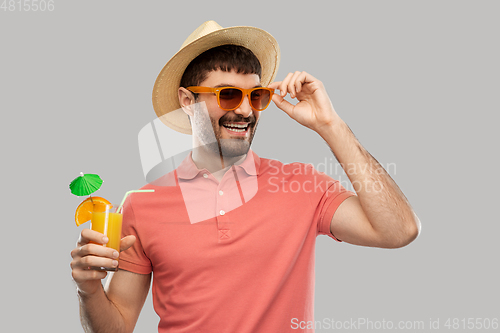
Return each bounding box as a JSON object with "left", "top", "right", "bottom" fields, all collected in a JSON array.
[
  {"left": 224, "top": 123, "right": 248, "bottom": 128},
  {"left": 225, "top": 127, "right": 246, "bottom": 132},
  {"left": 223, "top": 123, "right": 249, "bottom": 132}
]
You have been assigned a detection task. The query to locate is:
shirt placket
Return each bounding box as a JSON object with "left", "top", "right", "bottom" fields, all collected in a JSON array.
[
  {"left": 215, "top": 167, "right": 245, "bottom": 243},
  {"left": 215, "top": 176, "right": 230, "bottom": 242}
]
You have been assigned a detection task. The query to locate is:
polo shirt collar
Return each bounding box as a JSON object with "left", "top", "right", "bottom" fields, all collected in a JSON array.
[{"left": 176, "top": 149, "right": 261, "bottom": 180}]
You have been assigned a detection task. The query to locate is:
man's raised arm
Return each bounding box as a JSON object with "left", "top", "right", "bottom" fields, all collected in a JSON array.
[{"left": 269, "top": 71, "right": 420, "bottom": 248}]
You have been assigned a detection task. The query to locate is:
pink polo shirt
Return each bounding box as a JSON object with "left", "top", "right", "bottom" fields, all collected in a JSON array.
[{"left": 120, "top": 150, "right": 354, "bottom": 332}]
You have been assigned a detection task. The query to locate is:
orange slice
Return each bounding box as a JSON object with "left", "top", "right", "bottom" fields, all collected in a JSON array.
[{"left": 75, "top": 196, "right": 112, "bottom": 226}]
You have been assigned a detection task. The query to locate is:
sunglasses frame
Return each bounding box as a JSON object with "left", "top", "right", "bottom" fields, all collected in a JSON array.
[{"left": 186, "top": 86, "right": 275, "bottom": 111}]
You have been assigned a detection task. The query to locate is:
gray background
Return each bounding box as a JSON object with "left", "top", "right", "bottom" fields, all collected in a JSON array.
[{"left": 2, "top": 0, "right": 498, "bottom": 332}]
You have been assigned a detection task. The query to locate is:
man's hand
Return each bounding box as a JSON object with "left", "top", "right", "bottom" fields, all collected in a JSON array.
[
  {"left": 70, "top": 229, "right": 136, "bottom": 296},
  {"left": 268, "top": 71, "right": 340, "bottom": 135}
]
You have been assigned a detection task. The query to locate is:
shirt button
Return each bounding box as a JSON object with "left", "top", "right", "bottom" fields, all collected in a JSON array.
[
  {"left": 219, "top": 190, "right": 224, "bottom": 196},
  {"left": 219, "top": 210, "right": 225, "bottom": 216},
  {"left": 203, "top": 173, "right": 208, "bottom": 178}
]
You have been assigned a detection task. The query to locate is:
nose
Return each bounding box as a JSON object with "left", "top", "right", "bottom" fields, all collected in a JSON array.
[{"left": 233, "top": 94, "right": 253, "bottom": 118}]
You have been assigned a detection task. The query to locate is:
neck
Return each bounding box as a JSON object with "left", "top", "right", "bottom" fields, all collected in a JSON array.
[{"left": 191, "top": 144, "right": 247, "bottom": 176}]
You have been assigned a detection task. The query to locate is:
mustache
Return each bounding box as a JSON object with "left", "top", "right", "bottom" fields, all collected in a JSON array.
[{"left": 219, "top": 113, "right": 257, "bottom": 125}]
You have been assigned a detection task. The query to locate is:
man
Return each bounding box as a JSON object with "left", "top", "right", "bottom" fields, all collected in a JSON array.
[{"left": 70, "top": 21, "right": 420, "bottom": 332}]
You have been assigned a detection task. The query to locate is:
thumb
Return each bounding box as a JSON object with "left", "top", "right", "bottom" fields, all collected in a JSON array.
[
  {"left": 272, "top": 93, "right": 295, "bottom": 116},
  {"left": 120, "top": 235, "right": 136, "bottom": 252}
]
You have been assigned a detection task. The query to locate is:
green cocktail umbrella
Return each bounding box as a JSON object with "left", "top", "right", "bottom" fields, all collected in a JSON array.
[{"left": 69, "top": 172, "right": 103, "bottom": 196}]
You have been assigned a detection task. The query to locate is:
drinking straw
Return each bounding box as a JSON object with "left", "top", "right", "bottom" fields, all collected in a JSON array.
[{"left": 116, "top": 189, "right": 155, "bottom": 213}]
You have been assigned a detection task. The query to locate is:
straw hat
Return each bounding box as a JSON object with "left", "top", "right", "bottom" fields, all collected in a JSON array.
[{"left": 152, "top": 20, "right": 280, "bottom": 134}]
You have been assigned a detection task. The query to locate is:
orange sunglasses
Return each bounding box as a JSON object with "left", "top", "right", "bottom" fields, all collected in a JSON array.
[{"left": 186, "top": 86, "right": 275, "bottom": 111}]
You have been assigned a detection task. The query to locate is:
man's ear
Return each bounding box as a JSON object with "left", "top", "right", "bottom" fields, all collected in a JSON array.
[{"left": 178, "top": 87, "right": 195, "bottom": 117}]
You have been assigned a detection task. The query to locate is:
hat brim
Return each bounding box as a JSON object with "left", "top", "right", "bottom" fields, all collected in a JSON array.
[{"left": 152, "top": 26, "right": 280, "bottom": 134}]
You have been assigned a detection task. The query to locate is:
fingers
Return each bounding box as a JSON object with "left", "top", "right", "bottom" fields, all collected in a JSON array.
[
  {"left": 71, "top": 242, "right": 119, "bottom": 260},
  {"left": 73, "top": 231, "right": 135, "bottom": 261},
  {"left": 72, "top": 254, "right": 119, "bottom": 271},
  {"left": 289, "top": 71, "right": 303, "bottom": 98},
  {"left": 268, "top": 71, "right": 314, "bottom": 99},
  {"left": 267, "top": 81, "right": 281, "bottom": 91},
  {"left": 278, "top": 72, "right": 293, "bottom": 97},
  {"left": 77, "top": 228, "right": 109, "bottom": 247},
  {"left": 71, "top": 229, "right": 124, "bottom": 274},
  {"left": 71, "top": 242, "right": 119, "bottom": 269}
]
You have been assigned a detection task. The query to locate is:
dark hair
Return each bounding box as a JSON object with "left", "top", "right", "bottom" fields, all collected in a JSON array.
[{"left": 180, "top": 45, "right": 262, "bottom": 89}]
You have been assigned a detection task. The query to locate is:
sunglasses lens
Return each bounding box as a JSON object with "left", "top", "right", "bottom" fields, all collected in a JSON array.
[
  {"left": 250, "top": 89, "right": 271, "bottom": 111},
  {"left": 219, "top": 88, "right": 243, "bottom": 110}
]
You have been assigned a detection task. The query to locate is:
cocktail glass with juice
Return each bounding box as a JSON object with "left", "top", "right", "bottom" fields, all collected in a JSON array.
[{"left": 90, "top": 204, "right": 122, "bottom": 271}]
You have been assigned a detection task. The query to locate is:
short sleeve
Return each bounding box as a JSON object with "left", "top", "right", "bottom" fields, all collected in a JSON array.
[
  {"left": 314, "top": 176, "right": 355, "bottom": 242},
  {"left": 119, "top": 196, "right": 153, "bottom": 274}
]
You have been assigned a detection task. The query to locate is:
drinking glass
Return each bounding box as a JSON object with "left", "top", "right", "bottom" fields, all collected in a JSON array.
[{"left": 90, "top": 204, "right": 122, "bottom": 271}]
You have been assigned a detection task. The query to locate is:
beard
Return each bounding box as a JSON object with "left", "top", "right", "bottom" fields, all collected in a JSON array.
[{"left": 192, "top": 102, "right": 258, "bottom": 158}]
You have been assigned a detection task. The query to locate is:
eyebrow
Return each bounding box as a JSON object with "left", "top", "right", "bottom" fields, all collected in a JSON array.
[{"left": 213, "top": 84, "right": 263, "bottom": 88}]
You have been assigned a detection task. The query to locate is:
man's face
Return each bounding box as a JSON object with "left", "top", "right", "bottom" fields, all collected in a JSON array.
[{"left": 191, "top": 69, "right": 262, "bottom": 158}]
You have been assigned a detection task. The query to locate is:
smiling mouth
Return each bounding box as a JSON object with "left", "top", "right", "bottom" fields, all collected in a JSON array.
[{"left": 222, "top": 122, "right": 250, "bottom": 133}]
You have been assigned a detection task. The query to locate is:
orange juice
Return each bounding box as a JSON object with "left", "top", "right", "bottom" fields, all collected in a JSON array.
[{"left": 91, "top": 210, "right": 123, "bottom": 252}]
